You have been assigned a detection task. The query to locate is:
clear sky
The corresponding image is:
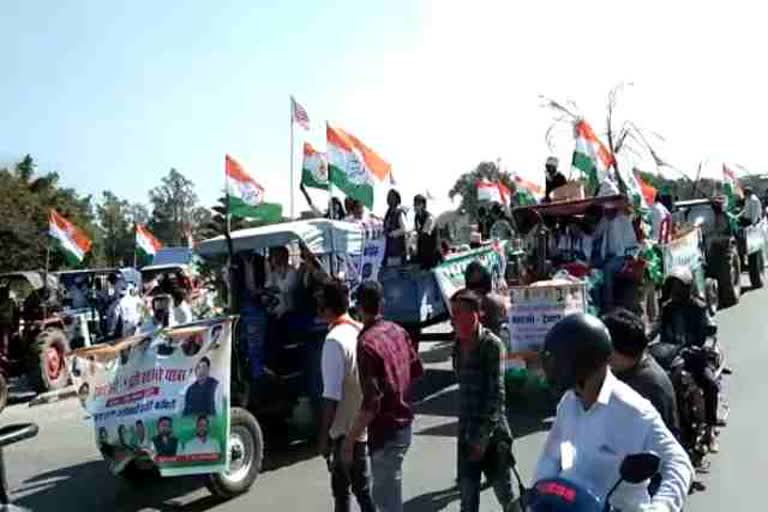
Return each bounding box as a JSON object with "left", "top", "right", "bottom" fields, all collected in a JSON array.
[{"left": 2, "top": 0, "right": 766, "bottom": 216}]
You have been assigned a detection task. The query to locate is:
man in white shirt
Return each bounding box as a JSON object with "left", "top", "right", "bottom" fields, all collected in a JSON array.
[
  {"left": 535, "top": 314, "right": 693, "bottom": 512},
  {"left": 594, "top": 205, "right": 639, "bottom": 310},
  {"left": 116, "top": 285, "right": 144, "bottom": 337},
  {"left": 316, "top": 279, "right": 375, "bottom": 512},
  {"left": 182, "top": 415, "right": 221, "bottom": 455},
  {"left": 740, "top": 186, "right": 763, "bottom": 225},
  {"left": 650, "top": 194, "right": 672, "bottom": 243}
]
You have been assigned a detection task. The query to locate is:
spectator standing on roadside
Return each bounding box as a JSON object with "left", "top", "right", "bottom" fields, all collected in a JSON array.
[
  {"left": 316, "top": 279, "right": 375, "bottom": 512},
  {"left": 342, "top": 281, "right": 423, "bottom": 512}
]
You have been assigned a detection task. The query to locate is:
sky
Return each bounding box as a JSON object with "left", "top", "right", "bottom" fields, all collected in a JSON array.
[{"left": 2, "top": 0, "right": 767, "bottom": 217}]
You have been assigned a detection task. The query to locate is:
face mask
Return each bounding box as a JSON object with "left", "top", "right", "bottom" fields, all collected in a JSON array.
[{"left": 454, "top": 313, "right": 478, "bottom": 342}]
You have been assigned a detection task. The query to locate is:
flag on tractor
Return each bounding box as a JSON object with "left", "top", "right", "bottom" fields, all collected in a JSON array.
[
  {"left": 326, "top": 124, "right": 392, "bottom": 209},
  {"left": 291, "top": 96, "right": 310, "bottom": 130},
  {"left": 225, "top": 155, "right": 283, "bottom": 222},
  {"left": 48, "top": 209, "right": 92, "bottom": 264},
  {"left": 136, "top": 224, "right": 162, "bottom": 260},
  {"left": 571, "top": 119, "right": 616, "bottom": 190},
  {"left": 476, "top": 180, "right": 511, "bottom": 206},
  {"left": 723, "top": 164, "right": 743, "bottom": 210},
  {"left": 301, "top": 142, "right": 329, "bottom": 190},
  {"left": 512, "top": 174, "right": 543, "bottom": 205},
  {"left": 635, "top": 170, "right": 658, "bottom": 206},
  {"left": 614, "top": 164, "right": 649, "bottom": 210}
]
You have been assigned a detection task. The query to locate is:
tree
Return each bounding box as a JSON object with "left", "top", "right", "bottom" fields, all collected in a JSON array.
[
  {"left": 449, "top": 161, "right": 515, "bottom": 221},
  {"left": 148, "top": 169, "right": 199, "bottom": 246},
  {"left": 96, "top": 191, "right": 134, "bottom": 267},
  {"left": 0, "top": 155, "right": 98, "bottom": 272}
]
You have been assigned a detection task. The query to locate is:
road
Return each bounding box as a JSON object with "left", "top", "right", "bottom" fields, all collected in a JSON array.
[{"left": 1, "top": 285, "right": 766, "bottom": 511}]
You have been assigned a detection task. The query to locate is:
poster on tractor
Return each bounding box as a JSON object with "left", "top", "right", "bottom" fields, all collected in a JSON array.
[
  {"left": 67, "top": 317, "right": 233, "bottom": 477},
  {"left": 506, "top": 282, "right": 587, "bottom": 373}
]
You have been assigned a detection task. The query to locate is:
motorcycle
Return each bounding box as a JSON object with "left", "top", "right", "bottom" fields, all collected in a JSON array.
[
  {"left": 649, "top": 323, "right": 727, "bottom": 468},
  {"left": 523, "top": 453, "right": 661, "bottom": 511}
]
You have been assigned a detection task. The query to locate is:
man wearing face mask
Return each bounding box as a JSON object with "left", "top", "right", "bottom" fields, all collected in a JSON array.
[
  {"left": 535, "top": 313, "right": 692, "bottom": 512},
  {"left": 451, "top": 289, "right": 522, "bottom": 512}
]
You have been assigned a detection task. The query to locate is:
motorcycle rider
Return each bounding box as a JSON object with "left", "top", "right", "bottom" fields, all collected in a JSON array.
[
  {"left": 603, "top": 308, "right": 680, "bottom": 437},
  {"left": 653, "top": 267, "right": 723, "bottom": 452},
  {"left": 535, "top": 313, "right": 692, "bottom": 512}
]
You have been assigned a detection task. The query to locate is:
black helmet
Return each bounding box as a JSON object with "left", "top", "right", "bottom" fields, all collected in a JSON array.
[
  {"left": 464, "top": 261, "right": 492, "bottom": 295},
  {"left": 542, "top": 313, "right": 612, "bottom": 392}
]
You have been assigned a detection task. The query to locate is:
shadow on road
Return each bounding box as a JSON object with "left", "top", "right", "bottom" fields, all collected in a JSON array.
[
  {"left": 403, "top": 486, "right": 461, "bottom": 511},
  {"left": 13, "top": 460, "right": 221, "bottom": 512}
]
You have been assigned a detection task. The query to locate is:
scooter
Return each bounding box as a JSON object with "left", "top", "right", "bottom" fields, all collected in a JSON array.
[{"left": 522, "top": 453, "right": 661, "bottom": 511}]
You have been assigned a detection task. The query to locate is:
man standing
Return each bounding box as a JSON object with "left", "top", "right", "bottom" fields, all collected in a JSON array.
[
  {"left": 544, "top": 156, "right": 567, "bottom": 202},
  {"left": 535, "top": 314, "right": 692, "bottom": 512},
  {"left": 464, "top": 261, "right": 506, "bottom": 337},
  {"left": 451, "top": 290, "right": 522, "bottom": 512},
  {"left": 740, "top": 186, "right": 763, "bottom": 226},
  {"left": 134, "top": 419, "right": 152, "bottom": 450},
  {"left": 342, "top": 281, "right": 423, "bottom": 512},
  {"left": 413, "top": 194, "right": 441, "bottom": 269},
  {"left": 650, "top": 192, "right": 672, "bottom": 243},
  {"left": 317, "top": 279, "right": 375, "bottom": 512},
  {"left": 602, "top": 308, "right": 679, "bottom": 436}
]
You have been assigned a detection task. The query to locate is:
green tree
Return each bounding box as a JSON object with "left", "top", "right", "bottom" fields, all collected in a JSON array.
[
  {"left": 96, "top": 191, "right": 134, "bottom": 267},
  {"left": 0, "top": 155, "right": 98, "bottom": 272},
  {"left": 148, "top": 169, "right": 199, "bottom": 246},
  {"left": 448, "top": 161, "right": 515, "bottom": 221}
]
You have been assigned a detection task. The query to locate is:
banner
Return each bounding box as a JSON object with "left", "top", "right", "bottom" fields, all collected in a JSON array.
[
  {"left": 507, "top": 283, "right": 587, "bottom": 364},
  {"left": 344, "top": 219, "right": 386, "bottom": 289},
  {"left": 67, "top": 318, "right": 233, "bottom": 477},
  {"left": 745, "top": 220, "right": 767, "bottom": 255},
  {"left": 661, "top": 228, "right": 702, "bottom": 273},
  {"left": 433, "top": 243, "right": 507, "bottom": 303}
]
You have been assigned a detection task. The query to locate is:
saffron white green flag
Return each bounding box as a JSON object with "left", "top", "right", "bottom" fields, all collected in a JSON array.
[
  {"left": 136, "top": 224, "right": 163, "bottom": 259},
  {"left": 301, "top": 142, "right": 329, "bottom": 190},
  {"left": 49, "top": 209, "right": 92, "bottom": 264},
  {"left": 326, "top": 124, "right": 391, "bottom": 209},
  {"left": 571, "top": 119, "right": 616, "bottom": 190}
]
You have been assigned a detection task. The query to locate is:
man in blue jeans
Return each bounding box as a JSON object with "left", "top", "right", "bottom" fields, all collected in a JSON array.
[{"left": 342, "top": 281, "right": 424, "bottom": 512}]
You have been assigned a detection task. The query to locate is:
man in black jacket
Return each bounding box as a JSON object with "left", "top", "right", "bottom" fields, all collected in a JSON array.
[{"left": 603, "top": 308, "right": 680, "bottom": 437}]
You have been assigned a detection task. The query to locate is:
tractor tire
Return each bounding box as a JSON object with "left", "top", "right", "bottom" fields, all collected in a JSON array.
[
  {"left": 748, "top": 251, "right": 764, "bottom": 289},
  {"left": 28, "top": 328, "right": 71, "bottom": 392},
  {"left": 206, "top": 407, "right": 263, "bottom": 499}
]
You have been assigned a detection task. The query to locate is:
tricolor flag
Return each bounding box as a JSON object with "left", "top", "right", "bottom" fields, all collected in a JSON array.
[
  {"left": 136, "top": 224, "right": 163, "bottom": 259},
  {"left": 476, "top": 180, "right": 511, "bottom": 206},
  {"left": 327, "top": 124, "right": 392, "bottom": 209},
  {"left": 301, "top": 142, "right": 329, "bottom": 190},
  {"left": 226, "top": 154, "right": 265, "bottom": 218},
  {"left": 634, "top": 170, "right": 657, "bottom": 206},
  {"left": 723, "top": 164, "right": 744, "bottom": 210},
  {"left": 291, "top": 96, "right": 310, "bottom": 131},
  {"left": 572, "top": 119, "right": 616, "bottom": 189},
  {"left": 512, "top": 174, "right": 543, "bottom": 205},
  {"left": 48, "top": 209, "right": 92, "bottom": 264}
]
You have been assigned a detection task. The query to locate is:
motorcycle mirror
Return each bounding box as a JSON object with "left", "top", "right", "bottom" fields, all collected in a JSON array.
[{"left": 619, "top": 453, "right": 661, "bottom": 484}]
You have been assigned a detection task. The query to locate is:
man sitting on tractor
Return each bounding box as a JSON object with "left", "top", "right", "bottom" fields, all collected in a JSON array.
[{"left": 593, "top": 203, "right": 639, "bottom": 311}]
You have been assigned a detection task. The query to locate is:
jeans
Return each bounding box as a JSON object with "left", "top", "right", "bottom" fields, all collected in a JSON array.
[
  {"left": 330, "top": 437, "right": 375, "bottom": 512},
  {"left": 458, "top": 437, "right": 521, "bottom": 512},
  {"left": 371, "top": 425, "right": 412, "bottom": 512},
  {"left": 602, "top": 255, "right": 626, "bottom": 310},
  {"left": 684, "top": 353, "right": 720, "bottom": 425}
]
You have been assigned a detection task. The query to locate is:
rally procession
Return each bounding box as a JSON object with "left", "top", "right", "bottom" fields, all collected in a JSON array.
[{"left": 1, "top": 2, "right": 768, "bottom": 511}]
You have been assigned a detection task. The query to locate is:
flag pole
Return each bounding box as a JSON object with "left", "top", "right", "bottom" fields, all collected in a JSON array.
[
  {"left": 133, "top": 225, "right": 138, "bottom": 268},
  {"left": 290, "top": 98, "right": 295, "bottom": 219}
]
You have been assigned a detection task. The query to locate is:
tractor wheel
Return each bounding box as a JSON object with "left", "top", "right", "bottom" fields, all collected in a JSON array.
[
  {"left": 28, "top": 328, "right": 71, "bottom": 392},
  {"left": 206, "top": 407, "right": 263, "bottom": 499}
]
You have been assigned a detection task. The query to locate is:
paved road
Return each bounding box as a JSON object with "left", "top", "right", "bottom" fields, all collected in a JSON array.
[{"left": 2, "top": 285, "right": 766, "bottom": 511}]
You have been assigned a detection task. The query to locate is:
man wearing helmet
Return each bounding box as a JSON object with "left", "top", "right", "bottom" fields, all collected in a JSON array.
[
  {"left": 535, "top": 313, "right": 692, "bottom": 512},
  {"left": 654, "top": 267, "right": 722, "bottom": 452}
]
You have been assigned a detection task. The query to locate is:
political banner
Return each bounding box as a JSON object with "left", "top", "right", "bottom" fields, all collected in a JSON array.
[
  {"left": 506, "top": 283, "right": 587, "bottom": 370},
  {"left": 344, "top": 219, "right": 386, "bottom": 289},
  {"left": 434, "top": 242, "right": 507, "bottom": 303},
  {"left": 745, "top": 220, "right": 767, "bottom": 255},
  {"left": 661, "top": 228, "right": 702, "bottom": 273},
  {"left": 67, "top": 317, "right": 232, "bottom": 477}
]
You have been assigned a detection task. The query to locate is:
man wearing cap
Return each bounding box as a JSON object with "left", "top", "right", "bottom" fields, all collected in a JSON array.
[
  {"left": 594, "top": 204, "right": 639, "bottom": 310},
  {"left": 544, "top": 157, "right": 567, "bottom": 202}
]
